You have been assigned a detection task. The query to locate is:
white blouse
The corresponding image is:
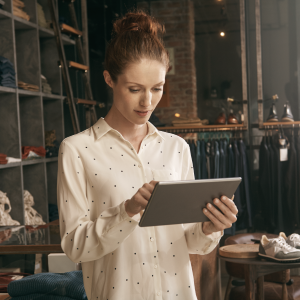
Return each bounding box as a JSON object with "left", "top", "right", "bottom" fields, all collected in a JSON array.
[{"left": 57, "top": 117, "right": 222, "bottom": 300}]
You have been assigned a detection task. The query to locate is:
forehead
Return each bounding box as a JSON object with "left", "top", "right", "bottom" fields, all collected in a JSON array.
[{"left": 120, "top": 59, "right": 166, "bottom": 85}]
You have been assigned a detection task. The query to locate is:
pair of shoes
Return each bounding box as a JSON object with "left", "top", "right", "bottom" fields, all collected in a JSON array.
[
  {"left": 215, "top": 110, "right": 239, "bottom": 125},
  {"left": 259, "top": 232, "right": 300, "bottom": 262},
  {"left": 267, "top": 96, "right": 294, "bottom": 122}
]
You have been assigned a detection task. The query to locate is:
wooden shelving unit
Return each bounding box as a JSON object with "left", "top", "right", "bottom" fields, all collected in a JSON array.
[{"left": 0, "top": 0, "right": 86, "bottom": 236}]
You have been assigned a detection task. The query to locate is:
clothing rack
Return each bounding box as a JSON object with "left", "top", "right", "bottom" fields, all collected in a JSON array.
[
  {"left": 156, "top": 124, "right": 247, "bottom": 134},
  {"left": 184, "top": 133, "right": 252, "bottom": 234}
]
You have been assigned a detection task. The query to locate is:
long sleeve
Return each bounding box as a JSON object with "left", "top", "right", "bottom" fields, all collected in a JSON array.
[
  {"left": 181, "top": 141, "right": 223, "bottom": 255},
  {"left": 57, "top": 140, "right": 138, "bottom": 263}
]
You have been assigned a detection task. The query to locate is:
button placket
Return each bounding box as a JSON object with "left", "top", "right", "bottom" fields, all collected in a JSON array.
[{"left": 148, "top": 227, "right": 163, "bottom": 299}]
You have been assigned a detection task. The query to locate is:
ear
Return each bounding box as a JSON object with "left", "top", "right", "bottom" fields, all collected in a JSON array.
[{"left": 103, "top": 70, "right": 114, "bottom": 88}]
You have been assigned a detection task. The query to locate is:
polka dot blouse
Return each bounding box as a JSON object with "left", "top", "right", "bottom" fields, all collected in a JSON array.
[{"left": 57, "top": 117, "right": 222, "bottom": 300}]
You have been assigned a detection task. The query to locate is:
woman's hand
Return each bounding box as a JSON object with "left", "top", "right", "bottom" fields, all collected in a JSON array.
[
  {"left": 202, "top": 195, "right": 238, "bottom": 235},
  {"left": 125, "top": 180, "right": 159, "bottom": 217}
]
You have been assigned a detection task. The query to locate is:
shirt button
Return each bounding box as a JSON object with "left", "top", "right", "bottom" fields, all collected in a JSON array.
[
  {"left": 150, "top": 237, "right": 154, "bottom": 242},
  {"left": 154, "top": 264, "right": 158, "bottom": 269},
  {"left": 157, "top": 291, "right": 161, "bottom": 296}
]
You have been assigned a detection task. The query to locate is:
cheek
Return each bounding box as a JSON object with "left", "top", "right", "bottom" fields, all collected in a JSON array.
[{"left": 153, "top": 92, "right": 163, "bottom": 104}]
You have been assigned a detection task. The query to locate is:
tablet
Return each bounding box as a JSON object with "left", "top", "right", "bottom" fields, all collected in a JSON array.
[{"left": 139, "top": 177, "right": 242, "bottom": 227}]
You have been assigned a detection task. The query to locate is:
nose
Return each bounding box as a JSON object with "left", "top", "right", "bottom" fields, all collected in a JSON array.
[{"left": 140, "top": 90, "right": 152, "bottom": 107}]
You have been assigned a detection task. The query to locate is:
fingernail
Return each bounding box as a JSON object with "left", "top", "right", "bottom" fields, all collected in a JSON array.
[
  {"left": 222, "top": 196, "right": 226, "bottom": 200},
  {"left": 207, "top": 203, "right": 212, "bottom": 208},
  {"left": 215, "top": 199, "right": 219, "bottom": 204},
  {"left": 203, "top": 208, "right": 207, "bottom": 213}
]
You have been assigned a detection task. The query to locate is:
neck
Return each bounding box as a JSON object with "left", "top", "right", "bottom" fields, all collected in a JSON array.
[{"left": 104, "top": 104, "right": 148, "bottom": 141}]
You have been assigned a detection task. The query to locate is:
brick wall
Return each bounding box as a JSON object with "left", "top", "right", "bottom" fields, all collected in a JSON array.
[{"left": 138, "top": 1, "right": 198, "bottom": 125}]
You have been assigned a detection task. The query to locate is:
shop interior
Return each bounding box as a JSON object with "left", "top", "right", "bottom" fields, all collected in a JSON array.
[{"left": 0, "top": 0, "right": 300, "bottom": 299}]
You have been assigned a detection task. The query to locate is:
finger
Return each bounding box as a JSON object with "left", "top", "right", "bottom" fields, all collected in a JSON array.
[
  {"left": 220, "top": 195, "right": 238, "bottom": 215},
  {"left": 144, "top": 181, "right": 158, "bottom": 192},
  {"left": 134, "top": 193, "right": 149, "bottom": 209},
  {"left": 206, "top": 203, "right": 233, "bottom": 227},
  {"left": 138, "top": 186, "right": 152, "bottom": 201},
  {"left": 213, "top": 198, "right": 237, "bottom": 223},
  {"left": 203, "top": 208, "right": 227, "bottom": 231},
  {"left": 149, "top": 180, "right": 159, "bottom": 188}
]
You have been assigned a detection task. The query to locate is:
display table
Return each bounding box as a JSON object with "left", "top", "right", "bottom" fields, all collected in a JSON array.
[{"left": 218, "top": 255, "right": 300, "bottom": 300}]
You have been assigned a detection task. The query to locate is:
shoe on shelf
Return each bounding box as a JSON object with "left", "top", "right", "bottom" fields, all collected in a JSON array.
[
  {"left": 267, "top": 102, "right": 278, "bottom": 122},
  {"left": 259, "top": 235, "right": 300, "bottom": 262},
  {"left": 215, "top": 112, "right": 226, "bottom": 125},
  {"left": 228, "top": 109, "right": 239, "bottom": 124},
  {"left": 281, "top": 101, "right": 294, "bottom": 122},
  {"left": 279, "top": 232, "right": 300, "bottom": 249}
]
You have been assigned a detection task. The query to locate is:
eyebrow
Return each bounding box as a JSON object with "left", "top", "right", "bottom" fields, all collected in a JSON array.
[{"left": 126, "top": 81, "right": 164, "bottom": 86}]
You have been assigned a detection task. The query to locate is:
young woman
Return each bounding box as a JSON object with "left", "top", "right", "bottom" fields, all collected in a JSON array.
[{"left": 57, "top": 11, "right": 238, "bottom": 300}]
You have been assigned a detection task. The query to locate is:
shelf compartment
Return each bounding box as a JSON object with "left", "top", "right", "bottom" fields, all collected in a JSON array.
[
  {"left": 0, "top": 17, "right": 15, "bottom": 74},
  {"left": 38, "top": 26, "right": 75, "bottom": 45},
  {"left": 0, "top": 0, "right": 11, "bottom": 13},
  {"left": 0, "top": 162, "right": 21, "bottom": 169},
  {"left": 0, "top": 8, "right": 12, "bottom": 19},
  {"left": 40, "top": 37, "right": 61, "bottom": 95},
  {"left": 0, "top": 166, "right": 24, "bottom": 225},
  {"left": 46, "top": 160, "right": 57, "bottom": 206},
  {"left": 15, "top": 27, "right": 40, "bottom": 89},
  {"left": 42, "top": 93, "right": 62, "bottom": 100},
  {"left": 0, "top": 93, "right": 20, "bottom": 158},
  {"left": 0, "top": 86, "right": 17, "bottom": 94},
  {"left": 18, "top": 89, "right": 40, "bottom": 96},
  {"left": 22, "top": 158, "right": 44, "bottom": 166},
  {"left": 43, "top": 99, "right": 63, "bottom": 144},
  {"left": 17, "top": 0, "right": 37, "bottom": 24},
  {"left": 23, "top": 163, "right": 48, "bottom": 224},
  {"left": 19, "top": 96, "right": 44, "bottom": 148},
  {"left": 14, "top": 16, "right": 37, "bottom": 30}
]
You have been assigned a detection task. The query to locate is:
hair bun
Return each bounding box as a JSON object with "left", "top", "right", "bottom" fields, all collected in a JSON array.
[{"left": 113, "top": 11, "right": 165, "bottom": 37}]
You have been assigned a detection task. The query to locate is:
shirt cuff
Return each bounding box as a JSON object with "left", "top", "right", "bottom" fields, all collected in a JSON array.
[{"left": 199, "top": 222, "right": 223, "bottom": 243}]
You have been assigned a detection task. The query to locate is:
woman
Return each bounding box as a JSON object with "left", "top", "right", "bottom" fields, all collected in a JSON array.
[{"left": 57, "top": 11, "right": 238, "bottom": 300}]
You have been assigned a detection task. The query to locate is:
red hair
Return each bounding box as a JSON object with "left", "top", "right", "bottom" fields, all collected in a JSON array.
[{"left": 105, "top": 10, "right": 169, "bottom": 82}]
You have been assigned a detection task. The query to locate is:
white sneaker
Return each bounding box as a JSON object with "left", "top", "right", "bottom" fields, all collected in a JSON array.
[
  {"left": 259, "top": 235, "right": 300, "bottom": 262},
  {"left": 279, "top": 232, "right": 300, "bottom": 250}
]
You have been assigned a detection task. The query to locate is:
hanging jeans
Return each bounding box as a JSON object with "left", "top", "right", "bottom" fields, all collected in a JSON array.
[
  {"left": 214, "top": 140, "right": 220, "bottom": 178},
  {"left": 200, "top": 141, "right": 208, "bottom": 179}
]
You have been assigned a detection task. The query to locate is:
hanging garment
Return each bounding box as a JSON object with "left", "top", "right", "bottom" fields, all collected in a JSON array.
[
  {"left": 232, "top": 140, "right": 244, "bottom": 230},
  {"left": 196, "top": 140, "right": 201, "bottom": 180},
  {"left": 189, "top": 140, "right": 197, "bottom": 179},
  {"left": 219, "top": 140, "right": 225, "bottom": 178},
  {"left": 206, "top": 140, "right": 211, "bottom": 179},
  {"left": 228, "top": 141, "right": 235, "bottom": 177},
  {"left": 238, "top": 139, "right": 252, "bottom": 228},
  {"left": 270, "top": 136, "right": 283, "bottom": 232},
  {"left": 210, "top": 140, "right": 215, "bottom": 178},
  {"left": 214, "top": 140, "right": 220, "bottom": 178},
  {"left": 284, "top": 134, "right": 299, "bottom": 233},
  {"left": 259, "top": 136, "right": 277, "bottom": 231},
  {"left": 200, "top": 140, "right": 208, "bottom": 179}
]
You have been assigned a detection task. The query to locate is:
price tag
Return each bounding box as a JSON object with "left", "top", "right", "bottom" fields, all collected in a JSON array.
[{"left": 280, "top": 148, "right": 288, "bottom": 161}]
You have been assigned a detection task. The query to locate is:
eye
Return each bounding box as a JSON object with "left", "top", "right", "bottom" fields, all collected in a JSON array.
[
  {"left": 153, "top": 88, "right": 162, "bottom": 92},
  {"left": 129, "top": 89, "right": 140, "bottom": 93}
]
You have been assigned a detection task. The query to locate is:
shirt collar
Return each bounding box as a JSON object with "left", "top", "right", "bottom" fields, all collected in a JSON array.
[{"left": 93, "top": 117, "right": 165, "bottom": 141}]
